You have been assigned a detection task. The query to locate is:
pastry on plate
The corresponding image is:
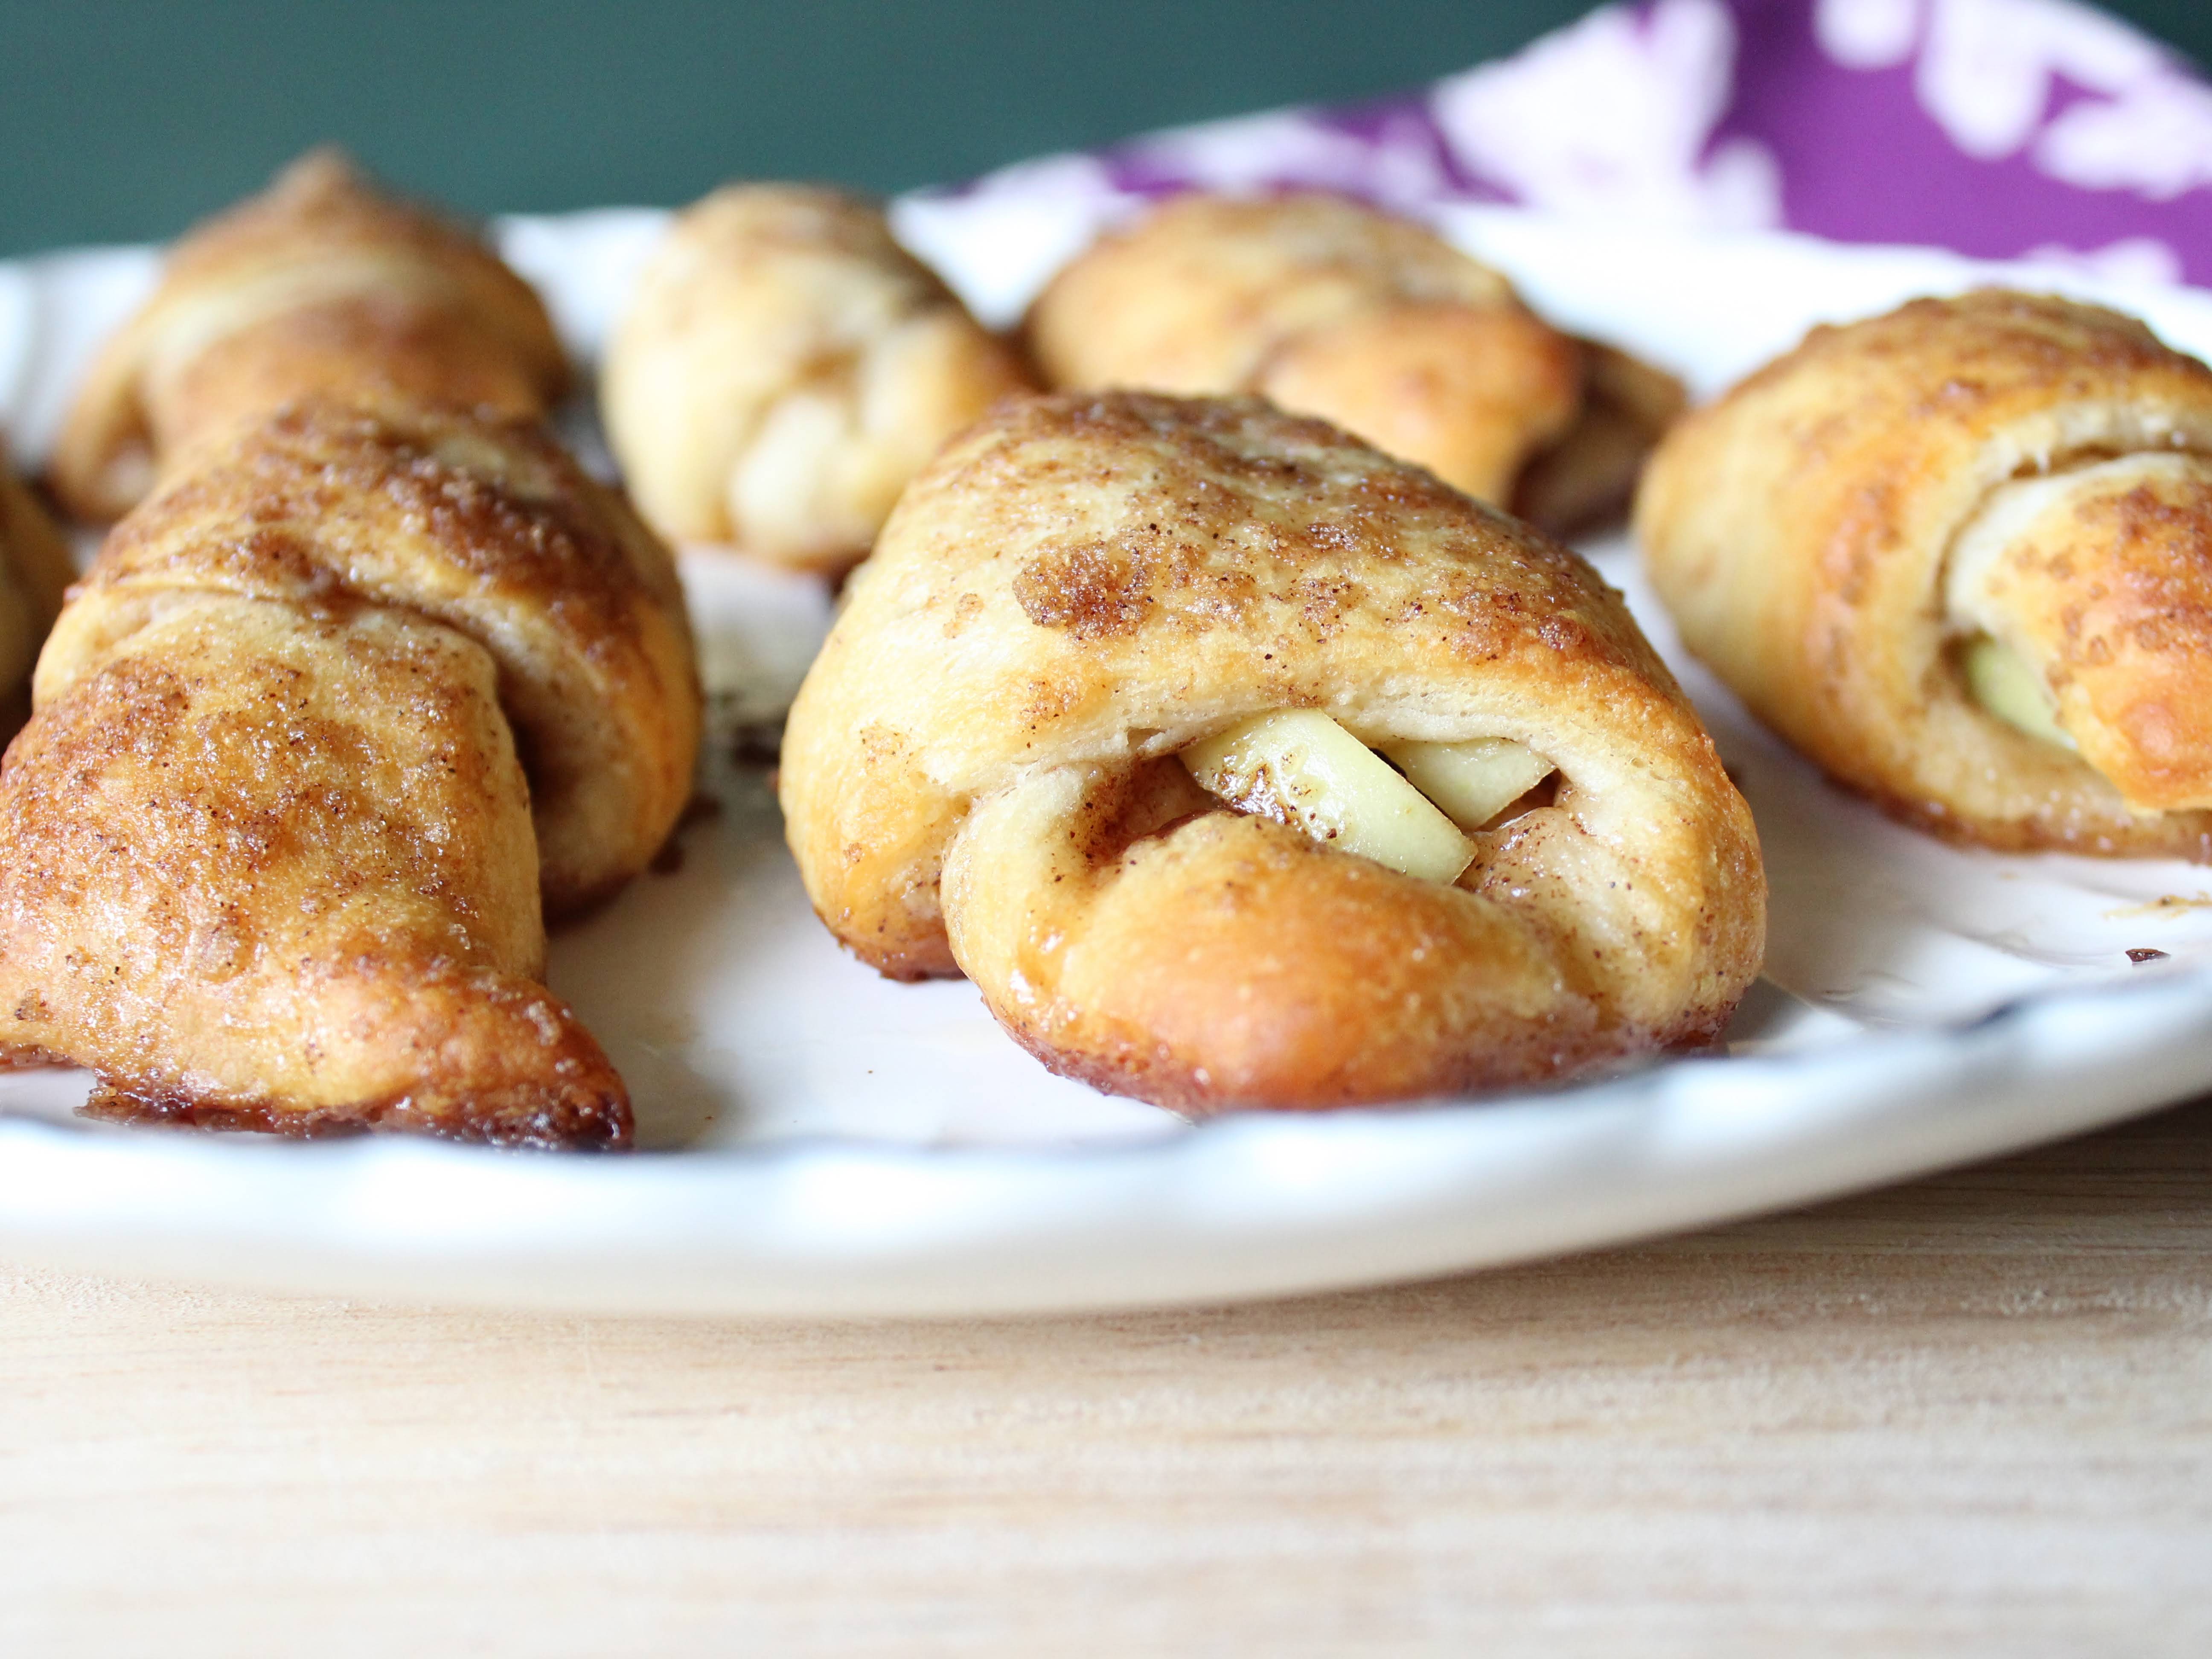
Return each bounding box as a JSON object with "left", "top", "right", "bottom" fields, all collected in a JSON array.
[
  {"left": 1638, "top": 290, "right": 2212, "bottom": 857},
  {"left": 602, "top": 183, "right": 1034, "bottom": 575},
  {"left": 0, "top": 398, "right": 702, "bottom": 1146},
  {"left": 1025, "top": 191, "right": 1682, "bottom": 533},
  {"left": 48, "top": 149, "right": 569, "bottom": 521},
  {"left": 780, "top": 391, "right": 1763, "bottom": 1113},
  {"left": 0, "top": 445, "right": 75, "bottom": 729}
]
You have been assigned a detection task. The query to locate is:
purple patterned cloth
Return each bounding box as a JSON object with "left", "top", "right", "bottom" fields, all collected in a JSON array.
[{"left": 974, "top": 0, "right": 2212, "bottom": 290}]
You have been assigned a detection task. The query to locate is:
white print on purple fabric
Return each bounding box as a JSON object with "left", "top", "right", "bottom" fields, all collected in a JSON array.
[
  {"left": 1118, "top": 108, "right": 1456, "bottom": 212},
  {"left": 1818, "top": 0, "right": 2212, "bottom": 197},
  {"left": 1431, "top": 0, "right": 1783, "bottom": 229},
  {"left": 2024, "top": 235, "right": 2185, "bottom": 284},
  {"left": 900, "top": 0, "right": 2212, "bottom": 296}
]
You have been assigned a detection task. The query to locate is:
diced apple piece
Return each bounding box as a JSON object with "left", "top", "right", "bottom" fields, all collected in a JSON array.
[
  {"left": 1960, "top": 634, "right": 2075, "bottom": 750},
  {"left": 1182, "top": 710, "right": 1475, "bottom": 883},
  {"left": 1941, "top": 456, "right": 2203, "bottom": 758},
  {"left": 1381, "top": 736, "right": 1554, "bottom": 830}
]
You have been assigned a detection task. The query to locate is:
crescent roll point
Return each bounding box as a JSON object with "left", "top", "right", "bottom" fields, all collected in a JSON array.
[
  {"left": 0, "top": 398, "right": 703, "bottom": 1147},
  {"left": 601, "top": 183, "right": 1035, "bottom": 575},
  {"left": 49, "top": 148, "right": 570, "bottom": 522},
  {"left": 1636, "top": 290, "right": 2212, "bottom": 859},
  {"left": 780, "top": 392, "right": 1765, "bottom": 1114},
  {"left": 1023, "top": 191, "right": 1685, "bottom": 537}
]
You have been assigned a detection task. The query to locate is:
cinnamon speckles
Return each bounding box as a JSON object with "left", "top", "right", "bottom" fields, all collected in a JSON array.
[
  {"left": 45, "top": 397, "right": 703, "bottom": 917},
  {"left": 1012, "top": 527, "right": 1272, "bottom": 641},
  {"left": 991, "top": 391, "right": 1623, "bottom": 658},
  {"left": 1015, "top": 542, "right": 1154, "bottom": 639},
  {"left": 944, "top": 591, "right": 986, "bottom": 637},
  {"left": 785, "top": 387, "right": 1723, "bottom": 988},
  {"left": 0, "top": 591, "right": 632, "bottom": 1147},
  {"left": 1291, "top": 574, "right": 1364, "bottom": 641},
  {"left": 1538, "top": 613, "right": 1600, "bottom": 655},
  {"left": 857, "top": 723, "right": 905, "bottom": 766},
  {"left": 93, "top": 404, "right": 665, "bottom": 681}
]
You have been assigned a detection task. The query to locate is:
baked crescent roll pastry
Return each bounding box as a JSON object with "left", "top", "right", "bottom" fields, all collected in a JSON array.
[
  {"left": 602, "top": 183, "right": 1034, "bottom": 574},
  {"left": 780, "top": 392, "right": 1763, "bottom": 1113},
  {"left": 49, "top": 149, "right": 569, "bottom": 521},
  {"left": 0, "top": 398, "right": 702, "bottom": 1146},
  {"left": 1024, "top": 192, "right": 1683, "bottom": 534},
  {"left": 1637, "top": 290, "right": 2212, "bottom": 857},
  {"left": 0, "top": 446, "right": 76, "bottom": 729}
]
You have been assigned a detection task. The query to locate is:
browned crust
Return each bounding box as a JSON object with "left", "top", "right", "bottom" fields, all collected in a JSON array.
[
  {"left": 0, "top": 1030, "right": 634, "bottom": 1154},
  {"left": 152, "top": 148, "right": 565, "bottom": 390},
  {"left": 0, "top": 399, "right": 699, "bottom": 1151},
  {"left": 0, "top": 594, "right": 637, "bottom": 1150},
  {"left": 78, "top": 1076, "right": 629, "bottom": 1151},
  {"left": 1023, "top": 190, "right": 1676, "bottom": 515},
  {"left": 960, "top": 789, "right": 1741, "bottom": 1114},
  {"left": 1976, "top": 461, "right": 2212, "bottom": 812},
  {"left": 1001, "top": 998, "right": 1735, "bottom": 1118},
  {"left": 1251, "top": 297, "right": 1581, "bottom": 505},
  {"left": 1847, "top": 772, "right": 2212, "bottom": 860},
  {"left": 44, "top": 397, "right": 701, "bottom": 915},
  {"left": 13, "top": 159, "right": 689, "bottom": 1150},
  {"left": 49, "top": 148, "right": 568, "bottom": 521},
  {"left": 1636, "top": 290, "right": 2212, "bottom": 859},
  {"left": 784, "top": 390, "right": 1765, "bottom": 1111}
]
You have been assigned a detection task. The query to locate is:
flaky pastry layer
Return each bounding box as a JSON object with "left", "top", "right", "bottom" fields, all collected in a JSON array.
[
  {"left": 1637, "top": 290, "right": 2212, "bottom": 856},
  {"left": 0, "top": 597, "right": 627, "bottom": 1147},
  {"left": 602, "top": 183, "right": 1033, "bottom": 573},
  {"left": 42, "top": 399, "right": 702, "bottom": 913},
  {"left": 49, "top": 149, "right": 569, "bottom": 521},
  {"left": 782, "top": 392, "right": 1764, "bottom": 1112},
  {"left": 0, "top": 399, "right": 703, "bottom": 1146},
  {"left": 1025, "top": 192, "right": 1681, "bottom": 533}
]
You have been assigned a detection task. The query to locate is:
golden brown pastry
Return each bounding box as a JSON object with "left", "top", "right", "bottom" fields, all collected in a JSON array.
[
  {"left": 48, "top": 149, "right": 569, "bottom": 521},
  {"left": 602, "top": 183, "right": 1034, "bottom": 574},
  {"left": 1637, "top": 290, "right": 2212, "bottom": 858},
  {"left": 1025, "top": 191, "right": 1682, "bottom": 534},
  {"left": 781, "top": 392, "right": 1763, "bottom": 1113},
  {"left": 0, "top": 446, "right": 76, "bottom": 729},
  {"left": 0, "top": 398, "right": 702, "bottom": 1146}
]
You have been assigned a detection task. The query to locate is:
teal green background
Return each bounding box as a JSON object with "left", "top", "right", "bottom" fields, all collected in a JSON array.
[{"left": 0, "top": 1, "right": 2206, "bottom": 258}]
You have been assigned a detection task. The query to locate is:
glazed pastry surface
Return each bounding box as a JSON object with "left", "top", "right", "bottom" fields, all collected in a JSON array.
[
  {"left": 781, "top": 392, "right": 1764, "bottom": 1113},
  {"left": 1637, "top": 290, "right": 2212, "bottom": 857},
  {"left": 0, "top": 399, "right": 704, "bottom": 1146},
  {"left": 1025, "top": 192, "right": 1681, "bottom": 532},
  {"left": 49, "top": 150, "right": 568, "bottom": 521},
  {"left": 41, "top": 400, "right": 701, "bottom": 912},
  {"left": 602, "top": 183, "right": 1033, "bottom": 574}
]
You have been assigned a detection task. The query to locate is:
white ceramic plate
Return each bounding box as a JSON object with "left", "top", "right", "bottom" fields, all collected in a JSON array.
[{"left": 2, "top": 191, "right": 2211, "bottom": 1317}]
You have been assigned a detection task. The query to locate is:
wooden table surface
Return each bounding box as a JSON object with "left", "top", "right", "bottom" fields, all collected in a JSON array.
[{"left": 5, "top": 1095, "right": 2209, "bottom": 1656}]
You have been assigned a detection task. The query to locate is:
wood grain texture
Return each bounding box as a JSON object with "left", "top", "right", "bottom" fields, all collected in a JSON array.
[{"left": 3, "top": 1099, "right": 2209, "bottom": 1656}]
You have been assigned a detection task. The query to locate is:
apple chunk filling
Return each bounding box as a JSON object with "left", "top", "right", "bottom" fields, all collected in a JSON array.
[
  {"left": 1380, "top": 736, "right": 1556, "bottom": 831},
  {"left": 1180, "top": 712, "right": 1557, "bottom": 883},
  {"left": 1944, "top": 452, "right": 2212, "bottom": 755},
  {"left": 1956, "top": 634, "right": 2074, "bottom": 750}
]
